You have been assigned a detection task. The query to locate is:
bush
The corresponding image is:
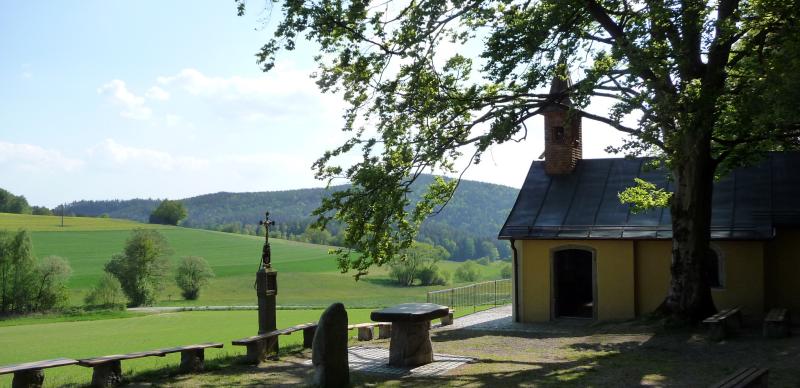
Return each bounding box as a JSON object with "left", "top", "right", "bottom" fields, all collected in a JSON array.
[
  {"left": 104, "top": 229, "right": 172, "bottom": 306},
  {"left": 175, "top": 256, "right": 215, "bottom": 300},
  {"left": 32, "top": 256, "right": 72, "bottom": 311},
  {"left": 476, "top": 257, "right": 490, "bottom": 266},
  {"left": 454, "top": 260, "right": 481, "bottom": 283},
  {"left": 500, "top": 263, "right": 512, "bottom": 279},
  {"left": 417, "top": 266, "right": 449, "bottom": 286},
  {"left": 85, "top": 273, "right": 126, "bottom": 309},
  {"left": 149, "top": 200, "right": 187, "bottom": 225}
]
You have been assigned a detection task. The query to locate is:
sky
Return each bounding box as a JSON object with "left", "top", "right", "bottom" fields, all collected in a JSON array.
[{"left": 0, "top": 1, "right": 626, "bottom": 208}]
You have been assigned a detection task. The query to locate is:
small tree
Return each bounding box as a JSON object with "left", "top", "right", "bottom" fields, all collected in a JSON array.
[
  {"left": 149, "top": 200, "right": 187, "bottom": 226},
  {"left": 175, "top": 256, "right": 214, "bottom": 300},
  {"left": 389, "top": 242, "right": 448, "bottom": 286},
  {"left": 85, "top": 273, "right": 126, "bottom": 309},
  {"left": 500, "top": 264, "right": 512, "bottom": 280},
  {"left": 104, "top": 229, "right": 172, "bottom": 306},
  {"left": 454, "top": 261, "right": 481, "bottom": 283},
  {"left": 32, "top": 256, "right": 72, "bottom": 311}
]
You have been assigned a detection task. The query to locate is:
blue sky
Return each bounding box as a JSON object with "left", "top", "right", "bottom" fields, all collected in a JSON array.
[{"left": 0, "top": 1, "right": 624, "bottom": 208}]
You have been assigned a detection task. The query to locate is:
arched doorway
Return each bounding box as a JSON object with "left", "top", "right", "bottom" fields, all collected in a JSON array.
[{"left": 553, "top": 248, "right": 595, "bottom": 319}]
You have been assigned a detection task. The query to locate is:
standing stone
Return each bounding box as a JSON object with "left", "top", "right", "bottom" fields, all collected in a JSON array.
[
  {"left": 390, "top": 321, "right": 434, "bottom": 367},
  {"left": 312, "top": 303, "right": 349, "bottom": 388},
  {"left": 12, "top": 370, "right": 44, "bottom": 388}
]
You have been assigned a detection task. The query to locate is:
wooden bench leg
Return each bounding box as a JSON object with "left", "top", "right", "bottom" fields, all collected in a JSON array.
[
  {"left": 180, "top": 349, "right": 205, "bottom": 373},
  {"left": 303, "top": 326, "right": 317, "bottom": 349},
  {"left": 12, "top": 369, "right": 44, "bottom": 388},
  {"left": 357, "top": 326, "right": 374, "bottom": 341},
  {"left": 91, "top": 361, "right": 123, "bottom": 388},
  {"left": 709, "top": 323, "right": 727, "bottom": 342},
  {"left": 378, "top": 324, "right": 391, "bottom": 339}
]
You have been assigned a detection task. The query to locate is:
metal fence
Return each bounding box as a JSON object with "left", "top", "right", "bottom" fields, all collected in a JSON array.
[{"left": 426, "top": 279, "right": 512, "bottom": 312}]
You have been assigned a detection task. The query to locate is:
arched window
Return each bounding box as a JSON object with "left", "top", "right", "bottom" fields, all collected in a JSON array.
[{"left": 707, "top": 247, "right": 724, "bottom": 289}]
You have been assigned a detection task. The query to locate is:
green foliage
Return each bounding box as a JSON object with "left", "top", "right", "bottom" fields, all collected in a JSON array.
[
  {"left": 618, "top": 178, "right": 673, "bottom": 214},
  {"left": 0, "top": 188, "right": 31, "bottom": 214},
  {"left": 104, "top": 229, "right": 172, "bottom": 306},
  {"left": 455, "top": 260, "right": 482, "bottom": 283},
  {"left": 175, "top": 256, "right": 215, "bottom": 300},
  {"left": 149, "top": 200, "right": 187, "bottom": 226},
  {"left": 500, "top": 263, "right": 512, "bottom": 279},
  {"left": 31, "top": 206, "right": 53, "bottom": 216},
  {"left": 0, "top": 231, "right": 72, "bottom": 313},
  {"left": 32, "top": 255, "right": 72, "bottom": 311},
  {"left": 388, "top": 242, "right": 449, "bottom": 286},
  {"left": 84, "top": 273, "right": 126, "bottom": 309}
]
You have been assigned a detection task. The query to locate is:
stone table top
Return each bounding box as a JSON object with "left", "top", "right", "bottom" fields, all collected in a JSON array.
[{"left": 370, "top": 303, "right": 449, "bottom": 323}]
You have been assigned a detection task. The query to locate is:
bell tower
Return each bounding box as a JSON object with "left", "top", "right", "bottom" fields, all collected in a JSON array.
[{"left": 542, "top": 73, "right": 582, "bottom": 175}]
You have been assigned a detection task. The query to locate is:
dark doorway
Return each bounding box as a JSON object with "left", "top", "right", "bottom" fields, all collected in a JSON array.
[{"left": 553, "top": 249, "right": 594, "bottom": 319}]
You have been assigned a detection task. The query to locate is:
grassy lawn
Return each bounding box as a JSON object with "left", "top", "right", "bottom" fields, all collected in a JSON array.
[
  {"left": 136, "top": 320, "right": 800, "bottom": 387},
  {"left": 0, "top": 309, "right": 377, "bottom": 387}
]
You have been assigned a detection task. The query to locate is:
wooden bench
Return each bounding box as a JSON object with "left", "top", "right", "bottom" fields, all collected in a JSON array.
[
  {"left": 0, "top": 358, "right": 78, "bottom": 388},
  {"left": 78, "top": 350, "right": 165, "bottom": 388},
  {"left": 710, "top": 367, "right": 769, "bottom": 387},
  {"left": 703, "top": 307, "right": 742, "bottom": 341},
  {"left": 348, "top": 323, "right": 376, "bottom": 341},
  {"left": 156, "top": 342, "right": 223, "bottom": 373},
  {"left": 232, "top": 322, "right": 317, "bottom": 364},
  {"left": 763, "top": 308, "right": 791, "bottom": 338}
]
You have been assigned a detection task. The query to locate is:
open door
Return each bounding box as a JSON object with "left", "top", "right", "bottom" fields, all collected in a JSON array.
[{"left": 553, "top": 249, "right": 595, "bottom": 319}]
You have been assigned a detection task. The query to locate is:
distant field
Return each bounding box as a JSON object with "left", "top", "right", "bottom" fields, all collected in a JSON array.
[
  {"left": 1, "top": 213, "right": 507, "bottom": 308},
  {"left": 0, "top": 309, "right": 375, "bottom": 387}
]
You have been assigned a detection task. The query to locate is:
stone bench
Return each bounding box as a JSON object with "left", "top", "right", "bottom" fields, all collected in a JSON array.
[
  {"left": 347, "top": 322, "right": 392, "bottom": 341},
  {"left": 763, "top": 308, "right": 791, "bottom": 338},
  {"left": 703, "top": 307, "right": 742, "bottom": 341},
  {"left": 78, "top": 350, "right": 166, "bottom": 388},
  {"left": 155, "top": 342, "right": 223, "bottom": 373},
  {"left": 232, "top": 322, "right": 318, "bottom": 364},
  {"left": 440, "top": 309, "right": 455, "bottom": 326},
  {"left": 710, "top": 367, "right": 769, "bottom": 387},
  {"left": 0, "top": 358, "right": 78, "bottom": 388}
]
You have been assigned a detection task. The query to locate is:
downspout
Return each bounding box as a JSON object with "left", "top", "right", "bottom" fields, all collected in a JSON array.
[{"left": 511, "top": 238, "right": 520, "bottom": 323}]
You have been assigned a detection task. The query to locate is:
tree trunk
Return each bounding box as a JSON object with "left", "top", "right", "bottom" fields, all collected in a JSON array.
[{"left": 660, "top": 135, "right": 718, "bottom": 323}]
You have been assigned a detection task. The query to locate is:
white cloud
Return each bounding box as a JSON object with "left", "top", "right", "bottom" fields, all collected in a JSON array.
[
  {"left": 88, "top": 139, "right": 208, "bottom": 171},
  {"left": 145, "top": 86, "right": 170, "bottom": 101},
  {"left": 97, "top": 80, "right": 152, "bottom": 120},
  {"left": 0, "top": 141, "right": 84, "bottom": 172}
]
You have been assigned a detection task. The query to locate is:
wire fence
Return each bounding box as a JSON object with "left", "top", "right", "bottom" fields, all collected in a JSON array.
[{"left": 426, "top": 279, "right": 512, "bottom": 312}]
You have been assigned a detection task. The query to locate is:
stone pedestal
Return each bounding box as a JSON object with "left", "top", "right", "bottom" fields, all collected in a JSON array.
[
  {"left": 12, "top": 369, "right": 44, "bottom": 388},
  {"left": 179, "top": 349, "right": 205, "bottom": 373},
  {"left": 377, "top": 324, "right": 391, "bottom": 339},
  {"left": 389, "top": 321, "right": 434, "bottom": 367},
  {"left": 91, "top": 361, "right": 122, "bottom": 388}
]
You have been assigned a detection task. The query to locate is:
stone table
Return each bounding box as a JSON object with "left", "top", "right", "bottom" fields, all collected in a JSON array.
[{"left": 370, "top": 303, "right": 449, "bottom": 367}]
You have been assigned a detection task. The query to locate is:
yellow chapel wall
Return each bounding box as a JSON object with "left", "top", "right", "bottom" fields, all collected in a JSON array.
[
  {"left": 634, "top": 240, "right": 765, "bottom": 317},
  {"left": 518, "top": 239, "right": 635, "bottom": 322}
]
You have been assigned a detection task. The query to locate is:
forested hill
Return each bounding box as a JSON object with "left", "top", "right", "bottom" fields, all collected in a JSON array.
[{"left": 64, "top": 175, "right": 519, "bottom": 260}]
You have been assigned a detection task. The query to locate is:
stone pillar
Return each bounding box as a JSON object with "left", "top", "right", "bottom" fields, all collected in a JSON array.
[
  {"left": 12, "top": 370, "right": 44, "bottom": 388},
  {"left": 389, "top": 321, "right": 434, "bottom": 367},
  {"left": 179, "top": 349, "right": 205, "bottom": 373},
  {"left": 91, "top": 361, "right": 122, "bottom": 388}
]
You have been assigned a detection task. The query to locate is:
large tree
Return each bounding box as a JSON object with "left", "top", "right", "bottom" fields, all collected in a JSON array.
[{"left": 241, "top": 0, "right": 800, "bottom": 322}]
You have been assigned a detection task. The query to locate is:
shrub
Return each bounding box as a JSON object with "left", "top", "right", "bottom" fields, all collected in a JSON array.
[
  {"left": 175, "top": 256, "right": 215, "bottom": 300},
  {"left": 149, "top": 200, "right": 187, "bottom": 225},
  {"left": 32, "top": 256, "right": 72, "bottom": 311},
  {"left": 500, "top": 263, "right": 512, "bottom": 279},
  {"left": 417, "top": 266, "right": 448, "bottom": 286},
  {"left": 85, "top": 273, "right": 126, "bottom": 309},
  {"left": 476, "top": 257, "right": 490, "bottom": 266},
  {"left": 104, "top": 229, "right": 171, "bottom": 306},
  {"left": 454, "top": 260, "right": 481, "bottom": 283}
]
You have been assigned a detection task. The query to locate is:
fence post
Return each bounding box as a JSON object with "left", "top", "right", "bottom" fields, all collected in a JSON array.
[
  {"left": 427, "top": 291, "right": 430, "bottom": 303},
  {"left": 473, "top": 284, "right": 476, "bottom": 312},
  {"left": 450, "top": 288, "right": 454, "bottom": 309},
  {"left": 494, "top": 280, "right": 498, "bottom": 306}
]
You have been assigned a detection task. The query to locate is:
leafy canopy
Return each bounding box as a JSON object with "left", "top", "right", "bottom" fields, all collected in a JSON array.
[{"left": 240, "top": 0, "right": 800, "bottom": 277}]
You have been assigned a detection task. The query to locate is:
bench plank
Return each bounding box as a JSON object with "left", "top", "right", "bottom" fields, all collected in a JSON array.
[
  {"left": 0, "top": 358, "right": 78, "bottom": 375},
  {"left": 78, "top": 350, "right": 165, "bottom": 367},
  {"left": 157, "top": 342, "right": 223, "bottom": 354},
  {"left": 711, "top": 367, "right": 768, "bottom": 388}
]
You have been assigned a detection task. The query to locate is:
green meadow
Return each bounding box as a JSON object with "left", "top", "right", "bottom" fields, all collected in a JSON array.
[
  {"left": 2, "top": 213, "right": 506, "bottom": 308},
  {"left": 0, "top": 309, "right": 375, "bottom": 387}
]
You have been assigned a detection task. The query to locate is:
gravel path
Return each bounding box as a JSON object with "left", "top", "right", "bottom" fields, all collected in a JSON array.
[{"left": 444, "top": 304, "right": 590, "bottom": 334}]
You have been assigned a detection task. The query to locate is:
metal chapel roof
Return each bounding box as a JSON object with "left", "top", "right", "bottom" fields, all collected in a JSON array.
[{"left": 498, "top": 152, "right": 800, "bottom": 240}]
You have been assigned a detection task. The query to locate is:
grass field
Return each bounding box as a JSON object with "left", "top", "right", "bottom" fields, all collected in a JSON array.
[
  {"left": 0, "top": 309, "right": 376, "bottom": 387},
  {"left": 1, "top": 213, "right": 508, "bottom": 308}
]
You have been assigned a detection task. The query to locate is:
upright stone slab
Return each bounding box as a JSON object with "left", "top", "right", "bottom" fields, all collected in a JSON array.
[{"left": 312, "top": 303, "right": 349, "bottom": 388}]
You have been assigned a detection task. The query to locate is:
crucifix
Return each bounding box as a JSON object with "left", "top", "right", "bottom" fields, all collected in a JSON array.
[{"left": 259, "top": 211, "right": 275, "bottom": 268}]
